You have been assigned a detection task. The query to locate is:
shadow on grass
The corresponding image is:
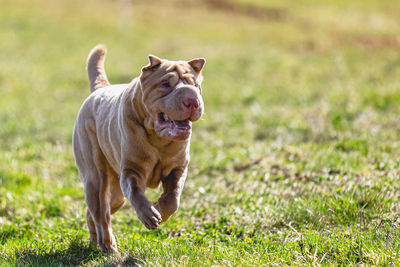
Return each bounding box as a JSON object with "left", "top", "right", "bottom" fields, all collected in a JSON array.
[{"left": 11, "top": 239, "right": 141, "bottom": 266}]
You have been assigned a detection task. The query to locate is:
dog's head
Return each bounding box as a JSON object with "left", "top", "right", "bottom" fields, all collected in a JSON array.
[{"left": 139, "top": 55, "right": 205, "bottom": 141}]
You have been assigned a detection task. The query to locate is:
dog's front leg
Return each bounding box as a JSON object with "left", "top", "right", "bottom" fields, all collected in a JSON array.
[
  {"left": 120, "top": 168, "right": 162, "bottom": 229},
  {"left": 155, "top": 167, "right": 187, "bottom": 222}
]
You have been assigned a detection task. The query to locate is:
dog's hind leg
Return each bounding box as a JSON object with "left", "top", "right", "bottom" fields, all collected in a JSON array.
[
  {"left": 73, "top": 121, "right": 118, "bottom": 253},
  {"left": 109, "top": 174, "right": 125, "bottom": 215},
  {"left": 86, "top": 208, "right": 97, "bottom": 243},
  {"left": 85, "top": 173, "right": 117, "bottom": 254}
]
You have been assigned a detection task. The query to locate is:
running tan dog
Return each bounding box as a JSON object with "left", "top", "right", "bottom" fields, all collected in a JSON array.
[{"left": 72, "top": 45, "right": 205, "bottom": 253}]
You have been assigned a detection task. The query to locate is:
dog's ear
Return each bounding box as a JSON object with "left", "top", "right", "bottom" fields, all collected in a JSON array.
[
  {"left": 142, "top": 55, "right": 162, "bottom": 72},
  {"left": 188, "top": 58, "right": 206, "bottom": 75},
  {"left": 148, "top": 55, "right": 162, "bottom": 67}
]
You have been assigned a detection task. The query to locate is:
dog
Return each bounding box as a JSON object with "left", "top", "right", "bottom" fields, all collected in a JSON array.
[{"left": 72, "top": 45, "right": 205, "bottom": 253}]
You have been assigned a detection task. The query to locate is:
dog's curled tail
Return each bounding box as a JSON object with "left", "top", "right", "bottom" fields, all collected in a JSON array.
[{"left": 87, "top": 44, "right": 110, "bottom": 93}]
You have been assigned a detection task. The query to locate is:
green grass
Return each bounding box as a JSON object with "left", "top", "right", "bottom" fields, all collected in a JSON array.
[{"left": 1, "top": 0, "right": 400, "bottom": 265}]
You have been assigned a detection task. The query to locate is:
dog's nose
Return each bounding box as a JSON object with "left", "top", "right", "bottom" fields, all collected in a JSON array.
[{"left": 183, "top": 98, "right": 200, "bottom": 111}]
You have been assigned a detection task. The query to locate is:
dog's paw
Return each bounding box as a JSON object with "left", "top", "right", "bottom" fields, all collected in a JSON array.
[
  {"left": 99, "top": 242, "right": 119, "bottom": 255},
  {"left": 154, "top": 198, "right": 178, "bottom": 222},
  {"left": 136, "top": 205, "right": 162, "bottom": 229}
]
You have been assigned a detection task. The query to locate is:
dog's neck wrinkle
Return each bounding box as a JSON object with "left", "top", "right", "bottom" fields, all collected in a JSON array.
[
  {"left": 129, "top": 82, "right": 180, "bottom": 149},
  {"left": 130, "top": 81, "right": 148, "bottom": 126}
]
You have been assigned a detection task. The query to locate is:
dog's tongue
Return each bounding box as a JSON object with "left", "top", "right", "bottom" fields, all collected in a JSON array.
[{"left": 175, "top": 120, "right": 191, "bottom": 129}]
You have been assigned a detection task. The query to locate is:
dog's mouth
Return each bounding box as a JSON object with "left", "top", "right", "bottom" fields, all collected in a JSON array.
[{"left": 155, "top": 112, "right": 192, "bottom": 140}]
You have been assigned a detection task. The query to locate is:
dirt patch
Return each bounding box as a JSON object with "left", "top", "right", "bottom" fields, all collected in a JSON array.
[
  {"left": 203, "top": 0, "right": 287, "bottom": 22},
  {"left": 233, "top": 158, "right": 262, "bottom": 172},
  {"left": 340, "top": 34, "right": 400, "bottom": 50}
]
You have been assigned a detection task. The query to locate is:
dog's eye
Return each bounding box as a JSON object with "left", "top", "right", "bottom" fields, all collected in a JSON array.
[{"left": 160, "top": 81, "right": 171, "bottom": 89}]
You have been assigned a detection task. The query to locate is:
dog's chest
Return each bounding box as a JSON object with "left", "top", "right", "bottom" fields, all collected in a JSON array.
[
  {"left": 146, "top": 151, "right": 187, "bottom": 188},
  {"left": 146, "top": 161, "right": 162, "bottom": 188},
  {"left": 145, "top": 160, "right": 175, "bottom": 188}
]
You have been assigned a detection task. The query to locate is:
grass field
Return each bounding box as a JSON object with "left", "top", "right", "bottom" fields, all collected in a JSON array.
[{"left": 1, "top": 0, "right": 400, "bottom": 265}]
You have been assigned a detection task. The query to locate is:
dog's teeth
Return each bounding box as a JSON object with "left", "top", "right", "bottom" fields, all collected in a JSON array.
[
  {"left": 161, "top": 113, "right": 174, "bottom": 123},
  {"left": 166, "top": 115, "right": 173, "bottom": 123}
]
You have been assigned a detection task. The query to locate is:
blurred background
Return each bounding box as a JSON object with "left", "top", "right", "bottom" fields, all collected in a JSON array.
[
  {"left": 1, "top": 0, "right": 399, "bottom": 141},
  {"left": 1, "top": 0, "right": 400, "bottom": 264}
]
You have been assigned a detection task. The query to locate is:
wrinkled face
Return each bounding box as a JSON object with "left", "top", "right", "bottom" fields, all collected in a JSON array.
[{"left": 139, "top": 55, "right": 205, "bottom": 141}]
